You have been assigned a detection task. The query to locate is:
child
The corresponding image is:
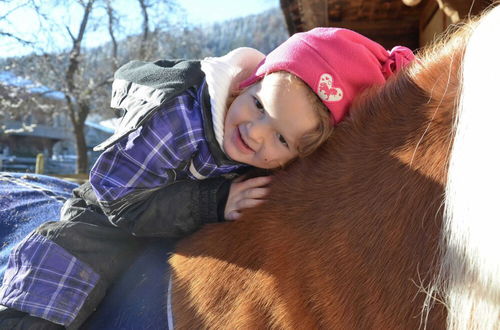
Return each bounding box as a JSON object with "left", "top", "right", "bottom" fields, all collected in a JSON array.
[{"left": 0, "top": 28, "right": 413, "bottom": 329}]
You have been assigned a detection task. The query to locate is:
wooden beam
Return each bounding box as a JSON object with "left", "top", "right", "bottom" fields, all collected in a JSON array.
[
  {"left": 330, "top": 19, "right": 420, "bottom": 49},
  {"left": 329, "top": 19, "right": 419, "bottom": 34}
]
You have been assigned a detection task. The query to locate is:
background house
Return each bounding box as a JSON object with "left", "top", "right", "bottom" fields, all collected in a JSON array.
[{"left": 0, "top": 71, "right": 113, "bottom": 173}]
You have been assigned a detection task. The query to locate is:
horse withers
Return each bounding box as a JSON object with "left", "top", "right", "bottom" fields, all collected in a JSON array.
[{"left": 169, "top": 5, "right": 500, "bottom": 329}]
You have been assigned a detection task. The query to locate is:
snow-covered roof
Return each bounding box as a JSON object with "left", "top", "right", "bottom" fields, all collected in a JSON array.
[
  {"left": 85, "top": 120, "right": 114, "bottom": 134},
  {"left": 0, "top": 71, "right": 65, "bottom": 100},
  {"left": 98, "top": 117, "right": 120, "bottom": 131}
]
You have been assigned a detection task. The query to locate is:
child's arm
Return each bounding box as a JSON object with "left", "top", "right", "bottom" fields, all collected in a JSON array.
[
  {"left": 96, "top": 176, "right": 233, "bottom": 238},
  {"left": 107, "top": 174, "right": 273, "bottom": 235},
  {"left": 89, "top": 92, "right": 239, "bottom": 238}
]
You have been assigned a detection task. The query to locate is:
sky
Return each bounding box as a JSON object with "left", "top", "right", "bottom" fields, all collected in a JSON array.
[
  {"left": 0, "top": 0, "right": 279, "bottom": 58},
  {"left": 181, "top": 0, "right": 278, "bottom": 24}
]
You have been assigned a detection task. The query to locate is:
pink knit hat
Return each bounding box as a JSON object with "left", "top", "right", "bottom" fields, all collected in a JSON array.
[{"left": 240, "top": 28, "right": 414, "bottom": 125}]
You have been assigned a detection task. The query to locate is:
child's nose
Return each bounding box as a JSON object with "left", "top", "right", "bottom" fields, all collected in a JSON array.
[{"left": 247, "top": 119, "right": 271, "bottom": 144}]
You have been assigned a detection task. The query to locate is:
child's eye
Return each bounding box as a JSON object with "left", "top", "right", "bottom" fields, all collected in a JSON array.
[
  {"left": 253, "top": 97, "right": 264, "bottom": 113},
  {"left": 278, "top": 134, "right": 289, "bottom": 148}
]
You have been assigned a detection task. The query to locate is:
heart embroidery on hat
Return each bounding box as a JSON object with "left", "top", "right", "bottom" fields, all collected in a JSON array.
[{"left": 317, "top": 73, "right": 343, "bottom": 102}]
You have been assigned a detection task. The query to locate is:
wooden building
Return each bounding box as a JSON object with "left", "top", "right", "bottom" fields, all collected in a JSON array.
[{"left": 280, "top": 0, "right": 494, "bottom": 50}]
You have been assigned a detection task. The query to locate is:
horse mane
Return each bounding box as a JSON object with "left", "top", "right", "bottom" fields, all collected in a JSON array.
[{"left": 170, "top": 7, "right": 499, "bottom": 329}]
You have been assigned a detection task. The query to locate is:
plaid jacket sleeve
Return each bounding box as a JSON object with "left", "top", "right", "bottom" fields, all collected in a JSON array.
[{"left": 90, "top": 91, "right": 204, "bottom": 205}]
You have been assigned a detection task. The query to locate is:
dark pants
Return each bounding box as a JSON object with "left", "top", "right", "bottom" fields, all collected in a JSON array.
[{"left": 0, "top": 306, "right": 64, "bottom": 330}]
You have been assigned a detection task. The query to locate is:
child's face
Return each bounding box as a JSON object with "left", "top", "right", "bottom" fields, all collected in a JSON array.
[{"left": 223, "top": 73, "right": 319, "bottom": 169}]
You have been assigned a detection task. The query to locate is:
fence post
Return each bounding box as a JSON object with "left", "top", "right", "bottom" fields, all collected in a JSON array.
[{"left": 35, "top": 153, "right": 44, "bottom": 174}]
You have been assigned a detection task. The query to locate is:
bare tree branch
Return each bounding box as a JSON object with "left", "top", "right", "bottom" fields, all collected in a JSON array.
[
  {"left": 0, "top": 31, "right": 33, "bottom": 46},
  {"left": 137, "top": 0, "right": 150, "bottom": 59},
  {"left": 66, "top": 25, "right": 77, "bottom": 43},
  {"left": 65, "top": 0, "right": 94, "bottom": 94},
  {"left": 0, "top": 0, "right": 31, "bottom": 20},
  {"left": 0, "top": 0, "right": 36, "bottom": 46},
  {"left": 106, "top": 0, "right": 118, "bottom": 71}
]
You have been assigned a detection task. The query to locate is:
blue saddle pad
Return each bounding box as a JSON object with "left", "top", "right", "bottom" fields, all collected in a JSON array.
[{"left": 0, "top": 172, "right": 173, "bottom": 329}]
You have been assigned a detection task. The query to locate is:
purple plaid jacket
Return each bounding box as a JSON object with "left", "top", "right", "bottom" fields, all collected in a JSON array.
[{"left": 90, "top": 85, "right": 241, "bottom": 205}]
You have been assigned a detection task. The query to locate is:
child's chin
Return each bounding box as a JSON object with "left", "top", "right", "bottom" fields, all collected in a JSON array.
[{"left": 224, "top": 144, "right": 242, "bottom": 164}]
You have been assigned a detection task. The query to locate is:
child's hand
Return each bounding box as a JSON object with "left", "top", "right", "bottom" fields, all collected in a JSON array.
[{"left": 224, "top": 176, "right": 272, "bottom": 221}]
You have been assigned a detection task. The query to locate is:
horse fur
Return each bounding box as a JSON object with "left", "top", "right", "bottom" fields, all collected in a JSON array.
[{"left": 169, "top": 7, "right": 500, "bottom": 329}]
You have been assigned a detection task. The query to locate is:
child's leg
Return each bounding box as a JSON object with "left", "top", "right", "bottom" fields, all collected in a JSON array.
[{"left": 0, "top": 194, "right": 144, "bottom": 329}]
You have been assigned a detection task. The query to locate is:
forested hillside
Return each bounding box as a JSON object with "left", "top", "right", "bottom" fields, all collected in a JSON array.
[{"left": 2, "top": 8, "right": 288, "bottom": 81}]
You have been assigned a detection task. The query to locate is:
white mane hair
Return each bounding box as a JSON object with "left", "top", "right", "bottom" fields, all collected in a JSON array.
[{"left": 441, "top": 4, "right": 500, "bottom": 330}]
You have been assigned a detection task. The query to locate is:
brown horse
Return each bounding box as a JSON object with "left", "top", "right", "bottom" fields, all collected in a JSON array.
[{"left": 169, "top": 6, "right": 500, "bottom": 329}]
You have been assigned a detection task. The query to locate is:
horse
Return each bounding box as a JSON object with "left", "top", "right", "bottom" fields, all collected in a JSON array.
[{"left": 168, "top": 5, "right": 500, "bottom": 329}]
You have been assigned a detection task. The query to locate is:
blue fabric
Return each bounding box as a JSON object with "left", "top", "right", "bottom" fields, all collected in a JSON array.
[
  {"left": 0, "top": 232, "right": 100, "bottom": 326},
  {"left": 0, "top": 172, "right": 77, "bottom": 278},
  {"left": 0, "top": 172, "right": 172, "bottom": 329}
]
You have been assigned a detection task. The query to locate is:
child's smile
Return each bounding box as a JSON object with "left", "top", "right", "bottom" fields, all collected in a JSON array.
[{"left": 233, "top": 125, "right": 254, "bottom": 153}]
